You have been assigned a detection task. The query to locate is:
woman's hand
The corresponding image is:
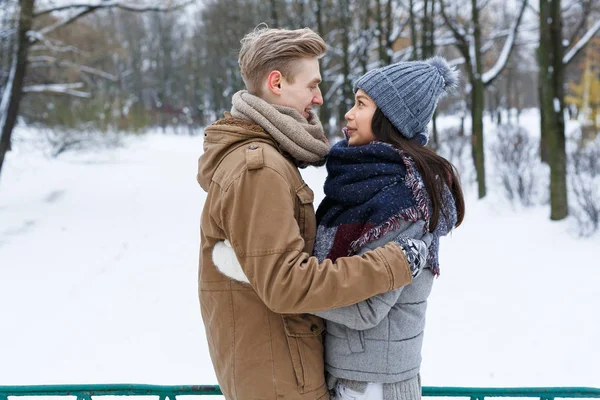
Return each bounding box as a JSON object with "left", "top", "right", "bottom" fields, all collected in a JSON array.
[{"left": 393, "top": 234, "right": 431, "bottom": 278}]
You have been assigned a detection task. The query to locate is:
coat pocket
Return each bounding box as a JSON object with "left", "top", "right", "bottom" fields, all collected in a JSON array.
[
  {"left": 295, "top": 184, "right": 316, "bottom": 245},
  {"left": 346, "top": 328, "right": 365, "bottom": 353},
  {"left": 282, "top": 314, "right": 326, "bottom": 394}
]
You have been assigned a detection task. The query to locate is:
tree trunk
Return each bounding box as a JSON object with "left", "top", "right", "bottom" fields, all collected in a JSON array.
[
  {"left": 408, "top": 0, "right": 418, "bottom": 60},
  {"left": 421, "top": 0, "right": 429, "bottom": 59},
  {"left": 507, "top": 66, "right": 515, "bottom": 124},
  {"left": 0, "top": 0, "right": 35, "bottom": 185},
  {"left": 495, "top": 88, "right": 502, "bottom": 125},
  {"left": 315, "top": 0, "right": 332, "bottom": 137},
  {"left": 384, "top": 0, "right": 392, "bottom": 64},
  {"left": 538, "top": 74, "right": 549, "bottom": 161},
  {"left": 538, "top": 3, "right": 551, "bottom": 164},
  {"left": 270, "top": 0, "right": 279, "bottom": 27},
  {"left": 295, "top": 0, "right": 306, "bottom": 27},
  {"left": 539, "top": 0, "right": 568, "bottom": 220},
  {"left": 430, "top": 110, "right": 438, "bottom": 149},
  {"left": 423, "top": 0, "right": 437, "bottom": 145},
  {"left": 376, "top": 0, "right": 386, "bottom": 65},
  {"left": 339, "top": 0, "right": 352, "bottom": 128},
  {"left": 360, "top": 0, "right": 370, "bottom": 74},
  {"left": 471, "top": 75, "right": 486, "bottom": 198},
  {"left": 471, "top": 0, "right": 486, "bottom": 198}
]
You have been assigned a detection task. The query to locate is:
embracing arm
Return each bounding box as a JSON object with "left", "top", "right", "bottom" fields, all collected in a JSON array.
[
  {"left": 216, "top": 166, "right": 416, "bottom": 314},
  {"left": 312, "top": 221, "right": 432, "bottom": 330},
  {"left": 312, "top": 287, "right": 404, "bottom": 330}
]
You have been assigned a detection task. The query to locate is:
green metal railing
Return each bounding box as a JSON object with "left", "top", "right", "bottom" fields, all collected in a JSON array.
[{"left": 1, "top": 385, "right": 600, "bottom": 400}]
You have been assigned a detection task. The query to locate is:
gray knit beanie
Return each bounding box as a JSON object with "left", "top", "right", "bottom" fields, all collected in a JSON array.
[{"left": 353, "top": 56, "right": 459, "bottom": 145}]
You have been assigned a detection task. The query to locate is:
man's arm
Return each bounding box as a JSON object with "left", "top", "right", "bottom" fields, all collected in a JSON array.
[
  {"left": 218, "top": 166, "right": 415, "bottom": 314},
  {"left": 311, "top": 221, "right": 432, "bottom": 329}
]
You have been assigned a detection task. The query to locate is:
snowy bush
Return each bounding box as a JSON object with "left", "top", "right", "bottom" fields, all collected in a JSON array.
[
  {"left": 35, "top": 126, "right": 123, "bottom": 158},
  {"left": 569, "top": 136, "right": 600, "bottom": 237},
  {"left": 491, "top": 124, "right": 544, "bottom": 206},
  {"left": 436, "top": 126, "right": 475, "bottom": 188}
]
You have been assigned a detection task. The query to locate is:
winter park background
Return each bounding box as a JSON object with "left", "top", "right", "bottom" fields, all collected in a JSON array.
[{"left": 1, "top": 0, "right": 600, "bottom": 393}]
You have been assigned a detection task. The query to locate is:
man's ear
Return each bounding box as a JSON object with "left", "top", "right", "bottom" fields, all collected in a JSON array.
[{"left": 267, "top": 70, "right": 283, "bottom": 95}]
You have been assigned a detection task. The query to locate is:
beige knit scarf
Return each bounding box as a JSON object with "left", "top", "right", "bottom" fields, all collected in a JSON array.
[{"left": 230, "top": 90, "right": 330, "bottom": 166}]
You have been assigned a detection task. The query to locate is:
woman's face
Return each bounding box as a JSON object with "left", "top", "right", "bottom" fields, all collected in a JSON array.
[{"left": 344, "top": 89, "right": 377, "bottom": 146}]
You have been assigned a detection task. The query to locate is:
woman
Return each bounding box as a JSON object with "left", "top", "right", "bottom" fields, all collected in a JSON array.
[{"left": 312, "top": 56, "right": 465, "bottom": 400}]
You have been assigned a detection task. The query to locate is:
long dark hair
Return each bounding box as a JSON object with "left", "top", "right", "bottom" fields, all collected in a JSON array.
[{"left": 371, "top": 108, "right": 465, "bottom": 231}]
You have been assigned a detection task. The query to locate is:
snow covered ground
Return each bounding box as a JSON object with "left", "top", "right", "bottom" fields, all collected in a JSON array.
[{"left": 0, "top": 118, "right": 599, "bottom": 389}]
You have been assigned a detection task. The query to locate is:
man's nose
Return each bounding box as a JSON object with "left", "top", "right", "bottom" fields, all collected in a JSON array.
[{"left": 312, "top": 88, "right": 323, "bottom": 106}]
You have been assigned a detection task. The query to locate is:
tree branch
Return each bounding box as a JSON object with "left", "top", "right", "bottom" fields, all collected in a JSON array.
[
  {"left": 30, "top": 6, "right": 100, "bottom": 44},
  {"left": 27, "top": 35, "right": 86, "bottom": 55},
  {"left": 434, "top": 34, "right": 461, "bottom": 47},
  {"left": 449, "top": 57, "right": 466, "bottom": 67},
  {"left": 526, "top": 2, "right": 539, "bottom": 16},
  {"left": 0, "top": 28, "right": 16, "bottom": 39},
  {"left": 479, "top": 22, "right": 537, "bottom": 54},
  {"left": 439, "top": 0, "right": 470, "bottom": 57},
  {"left": 391, "top": 46, "right": 414, "bottom": 62},
  {"left": 388, "top": 14, "right": 411, "bottom": 45},
  {"left": 31, "top": 0, "right": 194, "bottom": 44},
  {"left": 565, "top": 0, "right": 593, "bottom": 50},
  {"left": 476, "top": 0, "right": 494, "bottom": 10},
  {"left": 561, "top": 0, "right": 584, "bottom": 15},
  {"left": 22, "top": 82, "right": 91, "bottom": 98},
  {"left": 34, "top": 0, "right": 195, "bottom": 17},
  {"left": 563, "top": 19, "right": 600, "bottom": 65},
  {"left": 482, "top": 0, "right": 528, "bottom": 86},
  {"left": 27, "top": 55, "right": 118, "bottom": 81}
]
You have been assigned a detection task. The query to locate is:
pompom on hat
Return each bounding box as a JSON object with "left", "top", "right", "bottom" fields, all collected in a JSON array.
[{"left": 353, "top": 56, "right": 459, "bottom": 145}]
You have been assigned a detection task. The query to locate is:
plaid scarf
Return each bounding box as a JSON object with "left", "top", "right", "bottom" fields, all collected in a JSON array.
[{"left": 314, "top": 140, "right": 457, "bottom": 275}]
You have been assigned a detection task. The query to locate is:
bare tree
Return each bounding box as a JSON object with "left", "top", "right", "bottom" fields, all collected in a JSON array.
[
  {"left": 314, "top": 0, "right": 335, "bottom": 136},
  {"left": 0, "top": 0, "right": 34, "bottom": 185},
  {"left": 440, "top": 0, "right": 528, "bottom": 198},
  {"left": 0, "top": 0, "right": 193, "bottom": 186},
  {"left": 537, "top": 0, "right": 600, "bottom": 220},
  {"left": 408, "top": 0, "right": 419, "bottom": 59},
  {"left": 337, "top": 0, "right": 353, "bottom": 127}
]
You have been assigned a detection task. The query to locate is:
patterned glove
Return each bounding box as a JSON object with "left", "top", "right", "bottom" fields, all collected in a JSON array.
[{"left": 393, "top": 236, "right": 428, "bottom": 278}]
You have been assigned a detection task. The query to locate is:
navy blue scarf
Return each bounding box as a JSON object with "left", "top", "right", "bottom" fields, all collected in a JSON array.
[{"left": 315, "top": 140, "right": 457, "bottom": 275}]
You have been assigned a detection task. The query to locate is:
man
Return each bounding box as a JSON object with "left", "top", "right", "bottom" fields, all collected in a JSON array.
[{"left": 197, "top": 27, "right": 429, "bottom": 400}]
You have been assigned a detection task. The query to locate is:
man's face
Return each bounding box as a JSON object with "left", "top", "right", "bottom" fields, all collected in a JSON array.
[{"left": 276, "top": 58, "right": 323, "bottom": 119}]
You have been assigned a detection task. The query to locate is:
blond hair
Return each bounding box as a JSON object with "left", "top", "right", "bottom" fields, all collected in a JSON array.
[{"left": 238, "top": 26, "right": 327, "bottom": 95}]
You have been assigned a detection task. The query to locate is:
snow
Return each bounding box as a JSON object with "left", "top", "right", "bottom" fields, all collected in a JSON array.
[
  {"left": 0, "top": 131, "right": 211, "bottom": 386},
  {"left": 1, "top": 117, "right": 599, "bottom": 389},
  {"left": 554, "top": 97, "right": 561, "bottom": 112}
]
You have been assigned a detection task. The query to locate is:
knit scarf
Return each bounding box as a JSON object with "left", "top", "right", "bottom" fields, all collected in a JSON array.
[
  {"left": 230, "top": 90, "right": 329, "bottom": 166},
  {"left": 314, "top": 140, "right": 457, "bottom": 275}
]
